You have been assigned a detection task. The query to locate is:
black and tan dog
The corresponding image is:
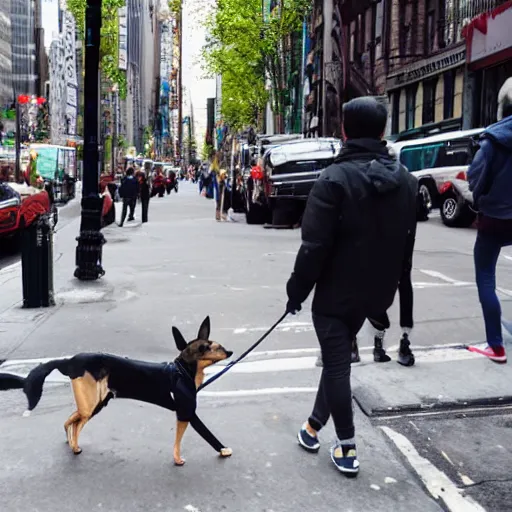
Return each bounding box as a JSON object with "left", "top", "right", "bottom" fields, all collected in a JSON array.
[{"left": 22, "top": 316, "right": 233, "bottom": 465}]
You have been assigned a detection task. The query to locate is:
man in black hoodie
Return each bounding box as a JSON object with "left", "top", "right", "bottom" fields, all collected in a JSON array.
[
  {"left": 119, "top": 167, "right": 139, "bottom": 226},
  {"left": 287, "top": 97, "right": 418, "bottom": 476}
]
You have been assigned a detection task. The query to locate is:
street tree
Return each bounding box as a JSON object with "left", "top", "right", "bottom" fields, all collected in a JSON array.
[{"left": 202, "top": 0, "right": 309, "bottom": 131}]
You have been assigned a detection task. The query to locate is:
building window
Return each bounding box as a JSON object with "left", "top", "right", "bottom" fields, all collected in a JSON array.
[
  {"left": 359, "top": 13, "right": 365, "bottom": 56},
  {"left": 406, "top": 85, "right": 417, "bottom": 130},
  {"left": 391, "top": 90, "right": 400, "bottom": 134},
  {"left": 443, "top": 69, "right": 455, "bottom": 119},
  {"left": 399, "top": 0, "right": 407, "bottom": 56},
  {"left": 350, "top": 21, "right": 356, "bottom": 62},
  {"left": 422, "top": 78, "right": 437, "bottom": 125},
  {"left": 425, "top": 0, "right": 436, "bottom": 54}
]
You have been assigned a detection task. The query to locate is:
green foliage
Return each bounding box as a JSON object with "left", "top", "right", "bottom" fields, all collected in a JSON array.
[
  {"left": 168, "top": 0, "right": 181, "bottom": 15},
  {"left": 104, "top": 135, "right": 112, "bottom": 165},
  {"left": 66, "top": 0, "right": 127, "bottom": 99},
  {"left": 67, "top": 0, "right": 86, "bottom": 38},
  {"left": 202, "top": 0, "right": 309, "bottom": 130},
  {"left": 202, "top": 140, "right": 214, "bottom": 161}
]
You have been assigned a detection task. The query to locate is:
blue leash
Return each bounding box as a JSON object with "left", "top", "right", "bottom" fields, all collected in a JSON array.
[{"left": 198, "top": 311, "right": 289, "bottom": 392}]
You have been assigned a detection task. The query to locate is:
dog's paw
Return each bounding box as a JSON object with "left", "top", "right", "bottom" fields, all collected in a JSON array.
[{"left": 220, "top": 447, "right": 232, "bottom": 458}]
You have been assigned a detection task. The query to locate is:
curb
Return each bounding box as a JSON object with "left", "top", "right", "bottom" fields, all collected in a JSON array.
[{"left": 354, "top": 393, "right": 512, "bottom": 418}]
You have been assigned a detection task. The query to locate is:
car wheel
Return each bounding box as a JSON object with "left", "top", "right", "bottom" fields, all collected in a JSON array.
[
  {"left": 440, "top": 192, "right": 476, "bottom": 228},
  {"left": 419, "top": 182, "right": 434, "bottom": 212}
]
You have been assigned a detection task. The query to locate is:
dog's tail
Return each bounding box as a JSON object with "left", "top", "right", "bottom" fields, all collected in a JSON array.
[
  {"left": 24, "top": 358, "right": 72, "bottom": 411},
  {"left": 0, "top": 372, "right": 25, "bottom": 391}
]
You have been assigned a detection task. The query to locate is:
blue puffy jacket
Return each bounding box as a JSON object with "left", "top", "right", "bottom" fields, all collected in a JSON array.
[
  {"left": 468, "top": 116, "right": 512, "bottom": 219},
  {"left": 119, "top": 175, "right": 139, "bottom": 199}
]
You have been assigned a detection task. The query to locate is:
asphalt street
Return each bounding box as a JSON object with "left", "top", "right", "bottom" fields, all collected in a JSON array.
[{"left": 1, "top": 181, "right": 511, "bottom": 511}]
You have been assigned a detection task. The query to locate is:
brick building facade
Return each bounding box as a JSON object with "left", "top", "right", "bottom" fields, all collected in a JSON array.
[{"left": 307, "top": 0, "right": 511, "bottom": 140}]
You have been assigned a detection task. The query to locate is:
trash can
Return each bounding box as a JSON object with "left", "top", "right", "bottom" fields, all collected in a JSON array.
[{"left": 21, "top": 214, "right": 55, "bottom": 308}]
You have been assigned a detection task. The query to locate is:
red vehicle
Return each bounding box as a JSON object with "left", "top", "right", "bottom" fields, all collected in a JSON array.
[{"left": 0, "top": 182, "right": 53, "bottom": 239}]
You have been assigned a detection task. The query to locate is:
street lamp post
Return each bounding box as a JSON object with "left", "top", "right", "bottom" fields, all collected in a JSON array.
[{"left": 74, "top": 0, "right": 106, "bottom": 280}]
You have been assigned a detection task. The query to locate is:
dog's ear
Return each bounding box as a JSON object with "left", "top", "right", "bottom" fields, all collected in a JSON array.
[
  {"left": 172, "top": 326, "right": 188, "bottom": 352},
  {"left": 197, "top": 316, "right": 211, "bottom": 341}
]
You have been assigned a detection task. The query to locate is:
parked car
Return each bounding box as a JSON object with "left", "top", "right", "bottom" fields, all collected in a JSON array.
[
  {"left": 0, "top": 182, "right": 55, "bottom": 241},
  {"left": 437, "top": 169, "right": 477, "bottom": 228},
  {"left": 244, "top": 134, "right": 302, "bottom": 225},
  {"left": 264, "top": 138, "right": 342, "bottom": 226},
  {"left": 389, "top": 128, "right": 484, "bottom": 216}
]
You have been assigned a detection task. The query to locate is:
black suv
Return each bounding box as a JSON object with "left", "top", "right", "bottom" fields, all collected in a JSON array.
[{"left": 264, "top": 138, "right": 341, "bottom": 226}]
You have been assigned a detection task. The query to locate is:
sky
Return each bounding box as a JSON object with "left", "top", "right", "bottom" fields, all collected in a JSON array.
[
  {"left": 41, "top": 0, "right": 59, "bottom": 50},
  {"left": 40, "top": 0, "right": 214, "bottom": 152},
  {"left": 182, "top": 0, "right": 216, "bottom": 151}
]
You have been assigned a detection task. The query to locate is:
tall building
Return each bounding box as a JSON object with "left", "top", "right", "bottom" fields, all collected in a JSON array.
[
  {"left": 0, "top": 0, "right": 13, "bottom": 106},
  {"left": 11, "top": 0, "right": 37, "bottom": 95},
  {"left": 125, "top": 0, "right": 159, "bottom": 152}
]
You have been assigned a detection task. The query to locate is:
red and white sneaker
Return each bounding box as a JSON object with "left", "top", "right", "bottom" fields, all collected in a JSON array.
[{"left": 467, "top": 344, "right": 507, "bottom": 363}]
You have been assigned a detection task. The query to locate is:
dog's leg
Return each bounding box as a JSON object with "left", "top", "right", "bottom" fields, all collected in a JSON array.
[
  {"left": 64, "top": 411, "right": 80, "bottom": 442},
  {"left": 69, "top": 372, "right": 109, "bottom": 454},
  {"left": 190, "top": 414, "right": 232, "bottom": 458},
  {"left": 173, "top": 420, "right": 189, "bottom": 466}
]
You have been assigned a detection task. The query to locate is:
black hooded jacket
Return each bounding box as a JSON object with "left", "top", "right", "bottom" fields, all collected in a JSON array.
[{"left": 287, "top": 138, "right": 418, "bottom": 319}]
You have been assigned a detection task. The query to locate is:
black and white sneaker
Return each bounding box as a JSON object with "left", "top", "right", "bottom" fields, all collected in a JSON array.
[
  {"left": 330, "top": 441, "right": 360, "bottom": 476},
  {"left": 373, "top": 337, "right": 391, "bottom": 362},
  {"left": 397, "top": 334, "right": 415, "bottom": 366},
  {"left": 297, "top": 422, "right": 320, "bottom": 453}
]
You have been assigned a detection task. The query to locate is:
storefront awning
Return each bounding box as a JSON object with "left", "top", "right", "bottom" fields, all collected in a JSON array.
[{"left": 463, "top": 0, "right": 512, "bottom": 70}]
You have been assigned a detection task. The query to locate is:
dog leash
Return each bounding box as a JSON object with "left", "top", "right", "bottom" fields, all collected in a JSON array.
[{"left": 197, "top": 311, "right": 289, "bottom": 392}]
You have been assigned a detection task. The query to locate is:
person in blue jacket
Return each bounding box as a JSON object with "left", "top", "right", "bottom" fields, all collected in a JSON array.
[{"left": 467, "top": 77, "right": 512, "bottom": 364}]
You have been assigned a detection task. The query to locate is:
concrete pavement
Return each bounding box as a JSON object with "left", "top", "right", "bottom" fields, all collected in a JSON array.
[{"left": 1, "top": 181, "right": 511, "bottom": 511}]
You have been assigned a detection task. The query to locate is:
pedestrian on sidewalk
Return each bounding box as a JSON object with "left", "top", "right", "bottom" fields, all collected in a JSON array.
[
  {"left": 214, "top": 169, "right": 231, "bottom": 221},
  {"left": 467, "top": 78, "right": 512, "bottom": 364},
  {"left": 119, "top": 167, "right": 139, "bottom": 226},
  {"left": 285, "top": 97, "right": 418, "bottom": 476},
  {"left": 138, "top": 172, "right": 150, "bottom": 223}
]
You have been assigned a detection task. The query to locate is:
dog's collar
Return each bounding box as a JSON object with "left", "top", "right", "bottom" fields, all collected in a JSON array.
[{"left": 174, "top": 359, "right": 195, "bottom": 385}]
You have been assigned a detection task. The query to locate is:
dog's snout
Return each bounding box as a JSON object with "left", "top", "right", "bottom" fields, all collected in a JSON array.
[{"left": 225, "top": 350, "right": 233, "bottom": 358}]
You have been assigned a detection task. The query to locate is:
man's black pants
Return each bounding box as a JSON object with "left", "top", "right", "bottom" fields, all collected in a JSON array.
[
  {"left": 141, "top": 198, "right": 149, "bottom": 223},
  {"left": 308, "top": 313, "right": 365, "bottom": 441},
  {"left": 120, "top": 198, "right": 136, "bottom": 225},
  {"left": 368, "top": 235, "right": 415, "bottom": 331}
]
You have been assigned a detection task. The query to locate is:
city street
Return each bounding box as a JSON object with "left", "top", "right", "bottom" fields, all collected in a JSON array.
[{"left": 1, "top": 182, "right": 512, "bottom": 511}]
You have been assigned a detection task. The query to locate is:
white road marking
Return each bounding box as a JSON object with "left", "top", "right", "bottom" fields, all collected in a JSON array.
[
  {"left": 459, "top": 473, "right": 475, "bottom": 486},
  {"left": 0, "top": 262, "right": 21, "bottom": 275},
  {"left": 497, "top": 287, "right": 512, "bottom": 297},
  {"left": 0, "top": 355, "right": 72, "bottom": 369},
  {"left": 418, "top": 269, "right": 471, "bottom": 286},
  {"left": 0, "top": 343, "right": 479, "bottom": 385},
  {"left": 381, "top": 426, "right": 485, "bottom": 512},
  {"left": 441, "top": 450, "right": 455, "bottom": 466},
  {"left": 200, "top": 387, "right": 317, "bottom": 397}
]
